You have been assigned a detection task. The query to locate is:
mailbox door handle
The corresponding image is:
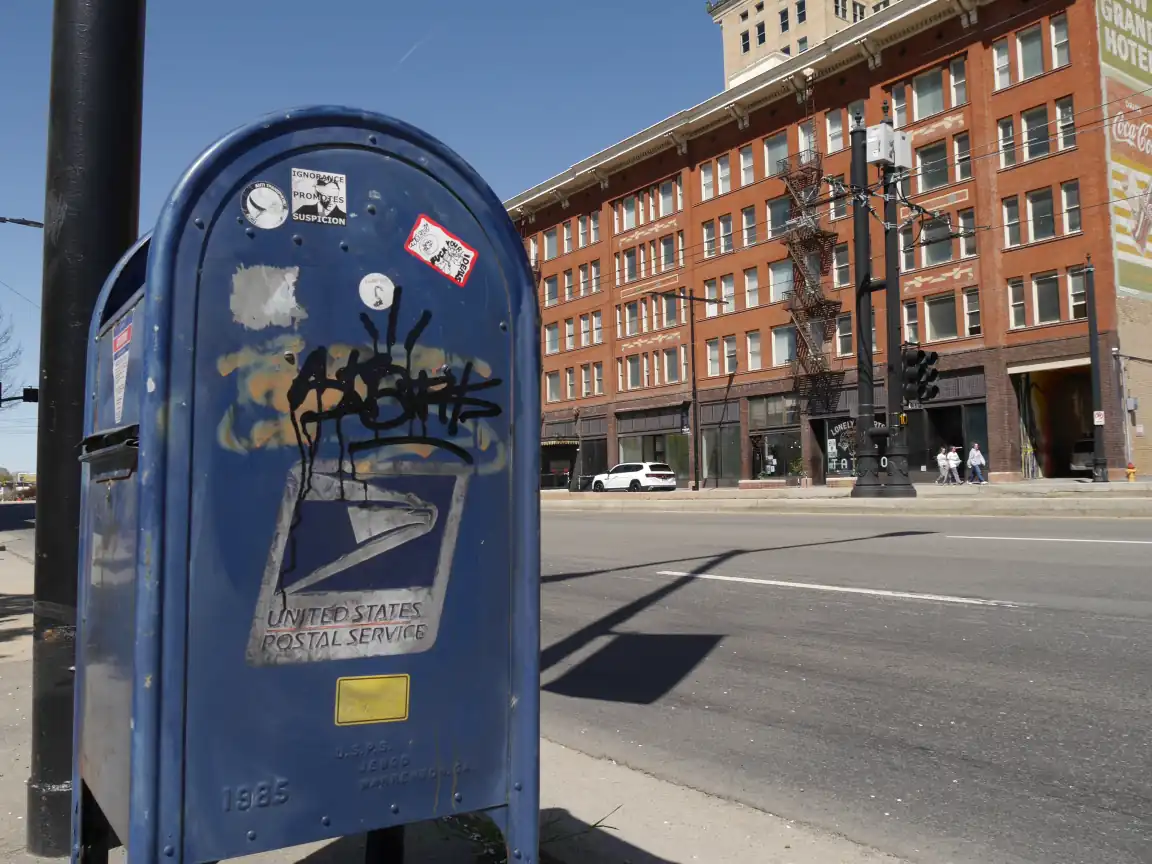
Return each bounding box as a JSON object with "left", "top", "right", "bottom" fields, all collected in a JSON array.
[{"left": 79, "top": 423, "right": 139, "bottom": 482}]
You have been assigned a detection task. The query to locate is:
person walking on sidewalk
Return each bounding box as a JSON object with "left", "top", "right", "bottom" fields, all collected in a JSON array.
[
  {"left": 967, "top": 442, "right": 988, "bottom": 485},
  {"left": 947, "top": 446, "right": 964, "bottom": 485},
  {"left": 936, "top": 446, "right": 950, "bottom": 484}
]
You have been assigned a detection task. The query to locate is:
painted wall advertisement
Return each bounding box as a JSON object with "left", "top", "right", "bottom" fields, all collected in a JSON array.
[{"left": 1100, "top": 0, "right": 1152, "bottom": 298}]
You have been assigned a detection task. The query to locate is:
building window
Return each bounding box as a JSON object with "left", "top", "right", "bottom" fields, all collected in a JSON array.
[
  {"left": 661, "top": 292, "right": 677, "bottom": 327},
  {"left": 626, "top": 355, "right": 642, "bottom": 389},
  {"left": 580, "top": 364, "right": 591, "bottom": 397},
  {"left": 836, "top": 314, "right": 853, "bottom": 356},
  {"left": 925, "top": 293, "right": 958, "bottom": 342},
  {"left": 705, "top": 279, "right": 719, "bottom": 318},
  {"left": 827, "top": 109, "right": 844, "bottom": 152},
  {"left": 899, "top": 224, "right": 915, "bottom": 271},
  {"left": 772, "top": 326, "right": 797, "bottom": 366},
  {"left": 528, "top": 235, "right": 538, "bottom": 264},
  {"left": 904, "top": 300, "right": 920, "bottom": 343},
  {"left": 740, "top": 146, "right": 754, "bottom": 186},
  {"left": 913, "top": 69, "right": 944, "bottom": 120},
  {"left": 703, "top": 221, "right": 716, "bottom": 257},
  {"left": 768, "top": 196, "right": 791, "bottom": 236},
  {"left": 747, "top": 331, "right": 762, "bottom": 371},
  {"left": 1033, "top": 272, "right": 1061, "bottom": 324},
  {"left": 764, "top": 132, "right": 788, "bottom": 176},
  {"left": 578, "top": 263, "right": 589, "bottom": 296},
  {"left": 660, "top": 180, "right": 675, "bottom": 216},
  {"left": 769, "top": 260, "right": 793, "bottom": 302},
  {"left": 717, "top": 155, "right": 731, "bottom": 195},
  {"left": 624, "top": 301, "right": 640, "bottom": 336},
  {"left": 1069, "top": 267, "right": 1087, "bottom": 320},
  {"left": 796, "top": 0, "right": 807, "bottom": 23},
  {"left": 831, "top": 174, "right": 848, "bottom": 219},
  {"left": 757, "top": 21, "right": 766, "bottom": 44},
  {"left": 592, "top": 310, "right": 603, "bottom": 343},
  {"left": 798, "top": 36, "right": 808, "bottom": 52},
  {"left": 993, "top": 39, "right": 1012, "bottom": 91},
  {"left": 564, "top": 269, "right": 574, "bottom": 301},
  {"left": 835, "top": 0, "right": 848, "bottom": 19},
  {"left": 624, "top": 196, "right": 638, "bottom": 231},
  {"left": 544, "top": 322, "right": 559, "bottom": 354},
  {"left": 624, "top": 248, "right": 638, "bottom": 282},
  {"left": 1062, "top": 181, "right": 1081, "bottom": 233},
  {"left": 590, "top": 212, "right": 600, "bottom": 242},
  {"left": 963, "top": 287, "right": 981, "bottom": 336},
  {"left": 1022, "top": 105, "right": 1050, "bottom": 160},
  {"left": 1052, "top": 14, "right": 1070, "bottom": 68},
  {"left": 780, "top": 8, "right": 789, "bottom": 31},
  {"left": 706, "top": 339, "right": 720, "bottom": 377},
  {"left": 1008, "top": 278, "right": 1026, "bottom": 329},
  {"left": 591, "top": 259, "right": 601, "bottom": 292},
  {"left": 723, "top": 335, "right": 737, "bottom": 373},
  {"left": 658, "top": 347, "right": 675, "bottom": 383},
  {"left": 661, "top": 235, "right": 675, "bottom": 270},
  {"left": 1018, "top": 25, "right": 1044, "bottom": 81},
  {"left": 544, "top": 228, "right": 557, "bottom": 260},
  {"left": 545, "top": 371, "right": 560, "bottom": 402},
  {"left": 955, "top": 133, "right": 971, "bottom": 181},
  {"left": 1056, "top": 97, "right": 1076, "bottom": 149},
  {"left": 741, "top": 29, "right": 750, "bottom": 53},
  {"left": 922, "top": 218, "right": 953, "bottom": 267},
  {"left": 834, "top": 243, "right": 850, "bottom": 286},
  {"left": 959, "top": 209, "right": 976, "bottom": 257},
  {"left": 721, "top": 273, "right": 736, "bottom": 312},
  {"left": 593, "top": 362, "right": 603, "bottom": 394},
  {"left": 1027, "top": 188, "right": 1056, "bottom": 241},
  {"left": 544, "top": 276, "right": 558, "bottom": 307},
  {"left": 744, "top": 267, "right": 759, "bottom": 307},
  {"left": 578, "top": 215, "right": 588, "bottom": 248},
  {"left": 1003, "top": 197, "right": 1021, "bottom": 247},
  {"left": 853, "top": 2, "right": 865, "bottom": 21},
  {"left": 719, "top": 214, "right": 734, "bottom": 253},
  {"left": 565, "top": 367, "right": 575, "bottom": 399},
  {"left": 999, "top": 118, "right": 1017, "bottom": 167},
  {"left": 798, "top": 119, "right": 815, "bottom": 156},
  {"left": 742, "top": 206, "right": 757, "bottom": 246},
  {"left": 950, "top": 57, "right": 967, "bottom": 105},
  {"left": 565, "top": 318, "right": 575, "bottom": 350},
  {"left": 917, "top": 141, "right": 949, "bottom": 192},
  {"left": 562, "top": 222, "right": 572, "bottom": 254},
  {"left": 892, "top": 84, "right": 907, "bottom": 128},
  {"left": 580, "top": 314, "right": 590, "bottom": 346},
  {"left": 701, "top": 162, "right": 714, "bottom": 201}
]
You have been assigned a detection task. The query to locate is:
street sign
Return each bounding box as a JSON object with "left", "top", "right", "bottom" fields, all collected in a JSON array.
[
  {"left": 72, "top": 107, "right": 540, "bottom": 864},
  {"left": 1094, "top": 410, "right": 1106, "bottom": 426}
]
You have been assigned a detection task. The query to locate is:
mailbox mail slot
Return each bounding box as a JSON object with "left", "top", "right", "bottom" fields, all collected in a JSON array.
[{"left": 73, "top": 107, "right": 540, "bottom": 864}]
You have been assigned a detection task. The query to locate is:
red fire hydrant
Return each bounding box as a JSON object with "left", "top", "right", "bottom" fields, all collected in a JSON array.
[{"left": 1127, "top": 462, "right": 1138, "bottom": 482}]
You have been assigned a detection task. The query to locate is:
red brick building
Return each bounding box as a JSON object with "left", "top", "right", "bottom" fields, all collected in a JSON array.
[{"left": 507, "top": 0, "right": 1152, "bottom": 487}]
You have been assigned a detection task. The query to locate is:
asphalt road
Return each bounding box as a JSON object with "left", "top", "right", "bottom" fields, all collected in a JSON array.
[{"left": 540, "top": 512, "right": 1152, "bottom": 864}]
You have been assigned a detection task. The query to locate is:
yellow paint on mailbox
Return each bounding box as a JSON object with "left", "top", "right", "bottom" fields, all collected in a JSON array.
[{"left": 334, "top": 674, "right": 410, "bottom": 726}]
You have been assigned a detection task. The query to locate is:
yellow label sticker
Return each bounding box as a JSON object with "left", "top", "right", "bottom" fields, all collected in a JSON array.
[{"left": 334, "top": 674, "right": 410, "bottom": 726}]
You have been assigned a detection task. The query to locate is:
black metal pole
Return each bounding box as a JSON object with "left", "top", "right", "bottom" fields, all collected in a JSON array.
[
  {"left": 850, "top": 114, "right": 881, "bottom": 498},
  {"left": 1085, "top": 256, "right": 1109, "bottom": 482},
  {"left": 882, "top": 160, "right": 915, "bottom": 497},
  {"left": 29, "top": 0, "right": 146, "bottom": 856},
  {"left": 689, "top": 291, "right": 702, "bottom": 491}
]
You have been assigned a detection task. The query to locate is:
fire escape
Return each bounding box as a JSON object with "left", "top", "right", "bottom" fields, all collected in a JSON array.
[{"left": 779, "top": 149, "right": 842, "bottom": 411}]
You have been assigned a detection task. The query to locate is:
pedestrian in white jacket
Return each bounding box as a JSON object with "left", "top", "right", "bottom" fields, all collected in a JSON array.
[
  {"left": 967, "top": 443, "right": 987, "bottom": 484},
  {"left": 947, "top": 447, "right": 963, "bottom": 484},
  {"left": 935, "top": 447, "right": 950, "bottom": 484}
]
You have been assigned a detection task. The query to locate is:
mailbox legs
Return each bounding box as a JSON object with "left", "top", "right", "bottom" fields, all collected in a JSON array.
[{"left": 365, "top": 826, "right": 405, "bottom": 862}]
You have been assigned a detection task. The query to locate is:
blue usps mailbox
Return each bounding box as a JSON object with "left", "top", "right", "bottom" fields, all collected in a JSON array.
[{"left": 73, "top": 107, "right": 541, "bottom": 864}]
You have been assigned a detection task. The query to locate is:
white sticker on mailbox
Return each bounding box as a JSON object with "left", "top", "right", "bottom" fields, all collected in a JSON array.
[{"left": 405, "top": 214, "right": 477, "bottom": 286}]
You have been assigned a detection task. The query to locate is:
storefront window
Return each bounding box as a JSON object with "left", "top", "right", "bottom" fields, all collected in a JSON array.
[
  {"left": 618, "top": 433, "right": 690, "bottom": 482},
  {"left": 701, "top": 425, "right": 741, "bottom": 486},
  {"left": 752, "top": 431, "right": 803, "bottom": 478}
]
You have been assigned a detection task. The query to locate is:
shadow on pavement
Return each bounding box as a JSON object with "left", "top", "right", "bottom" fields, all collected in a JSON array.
[
  {"left": 0, "top": 502, "right": 35, "bottom": 532},
  {"left": 540, "top": 807, "right": 674, "bottom": 864},
  {"left": 0, "top": 592, "right": 33, "bottom": 644}
]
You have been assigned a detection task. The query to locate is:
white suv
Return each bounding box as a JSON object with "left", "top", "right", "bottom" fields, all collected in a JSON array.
[{"left": 591, "top": 462, "right": 677, "bottom": 492}]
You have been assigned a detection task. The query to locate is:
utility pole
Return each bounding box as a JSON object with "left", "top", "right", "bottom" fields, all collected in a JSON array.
[
  {"left": 676, "top": 288, "right": 727, "bottom": 491},
  {"left": 881, "top": 112, "right": 915, "bottom": 497},
  {"left": 28, "top": 0, "right": 146, "bottom": 856},
  {"left": 1086, "top": 255, "right": 1109, "bottom": 482},
  {"left": 849, "top": 112, "right": 882, "bottom": 498}
]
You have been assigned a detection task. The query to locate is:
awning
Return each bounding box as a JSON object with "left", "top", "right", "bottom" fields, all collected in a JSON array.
[
  {"left": 1007, "top": 357, "right": 1089, "bottom": 375},
  {"left": 541, "top": 438, "right": 579, "bottom": 447}
]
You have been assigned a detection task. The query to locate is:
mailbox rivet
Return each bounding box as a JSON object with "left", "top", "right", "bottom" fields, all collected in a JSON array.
[
  {"left": 245, "top": 227, "right": 255, "bottom": 238},
  {"left": 247, "top": 831, "right": 257, "bottom": 841},
  {"left": 292, "top": 235, "right": 303, "bottom": 246},
  {"left": 340, "top": 241, "right": 349, "bottom": 252},
  {"left": 321, "top": 816, "right": 330, "bottom": 826},
  {"left": 390, "top": 804, "right": 400, "bottom": 814},
  {"left": 194, "top": 218, "right": 204, "bottom": 229},
  {"left": 513, "top": 849, "right": 522, "bottom": 859},
  {"left": 284, "top": 352, "right": 296, "bottom": 365},
  {"left": 514, "top": 782, "right": 522, "bottom": 791},
  {"left": 500, "top": 321, "right": 508, "bottom": 332},
  {"left": 163, "top": 846, "right": 174, "bottom": 857},
  {"left": 366, "top": 204, "right": 377, "bottom": 215},
  {"left": 369, "top": 135, "right": 378, "bottom": 145},
  {"left": 236, "top": 216, "right": 244, "bottom": 225},
  {"left": 454, "top": 793, "right": 462, "bottom": 803}
]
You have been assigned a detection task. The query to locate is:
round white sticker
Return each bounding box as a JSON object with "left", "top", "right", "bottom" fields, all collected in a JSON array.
[
  {"left": 241, "top": 181, "right": 289, "bottom": 229},
  {"left": 359, "top": 272, "right": 396, "bottom": 311}
]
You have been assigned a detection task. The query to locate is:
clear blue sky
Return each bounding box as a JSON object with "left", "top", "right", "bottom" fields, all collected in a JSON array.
[{"left": 0, "top": 0, "right": 723, "bottom": 471}]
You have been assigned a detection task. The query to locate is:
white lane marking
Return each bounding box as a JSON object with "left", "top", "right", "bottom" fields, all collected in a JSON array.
[
  {"left": 947, "top": 535, "right": 1152, "bottom": 545},
  {"left": 655, "top": 570, "right": 1024, "bottom": 608}
]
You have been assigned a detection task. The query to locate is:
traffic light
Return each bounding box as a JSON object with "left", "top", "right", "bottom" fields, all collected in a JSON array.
[{"left": 900, "top": 346, "right": 940, "bottom": 403}]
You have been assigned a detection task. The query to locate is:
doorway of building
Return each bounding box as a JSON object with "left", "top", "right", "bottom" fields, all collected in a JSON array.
[{"left": 1013, "top": 367, "right": 1091, "bottom": 478}]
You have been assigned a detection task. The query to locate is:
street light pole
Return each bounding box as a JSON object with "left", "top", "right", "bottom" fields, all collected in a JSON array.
[
  {"left": 1086, "top": 255, "right": 1109, "bottom": 482},
  {"left": 882, "top": 152, "right": 915, "bottom": 497},
  {"left": 688, "top": 290, "right": 702, "bottom": 490}
]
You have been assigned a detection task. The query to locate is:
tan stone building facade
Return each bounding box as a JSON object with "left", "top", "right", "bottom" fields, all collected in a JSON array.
[{"left": 508, "top": 0, "right": 1151, "bottom": 488}]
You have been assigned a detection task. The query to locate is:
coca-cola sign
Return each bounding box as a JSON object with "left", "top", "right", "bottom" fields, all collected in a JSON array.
[{"left": 1112, "top": 111, "right": 1152, "bottom": 156}]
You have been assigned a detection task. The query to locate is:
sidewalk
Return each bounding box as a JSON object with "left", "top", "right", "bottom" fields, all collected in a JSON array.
[{"left": 0, "top": 521, "right": 906, "bottom": 864}]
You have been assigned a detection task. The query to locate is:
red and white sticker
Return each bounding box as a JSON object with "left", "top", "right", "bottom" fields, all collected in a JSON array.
[{"left": 405, "top": 214, "right": 478, "bottom": 286}]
